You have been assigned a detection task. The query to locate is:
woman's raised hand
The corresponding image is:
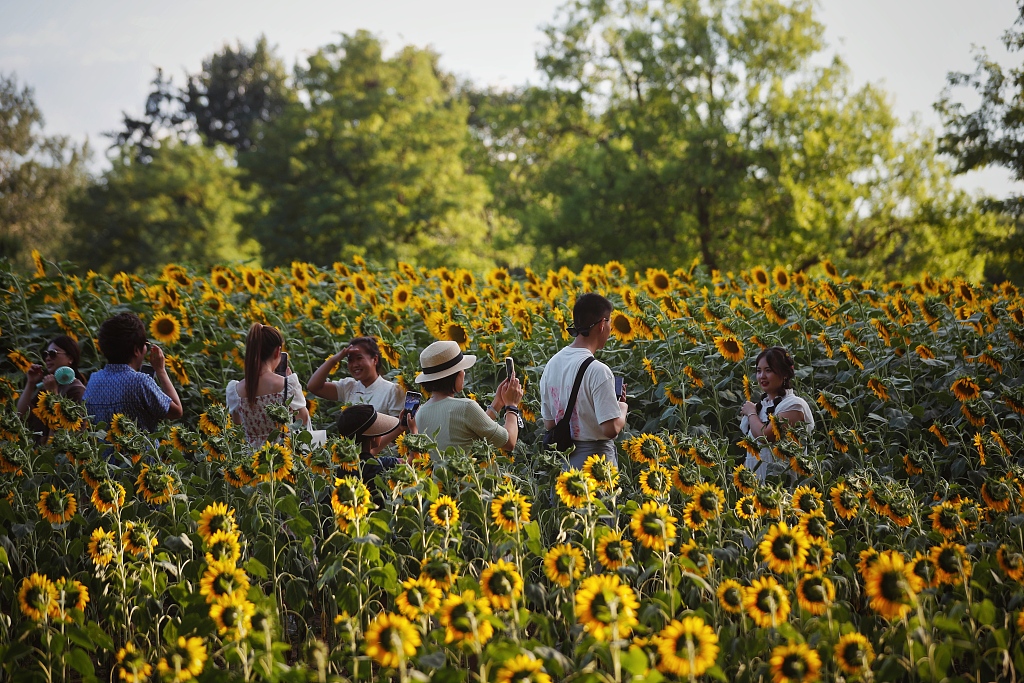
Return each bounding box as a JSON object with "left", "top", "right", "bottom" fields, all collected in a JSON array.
[
  {"left": 26, "top": 364, "right": 45, "bottom": 385},
  {"left": 500, "top": 375, "right": 524, "bottom": 408}
]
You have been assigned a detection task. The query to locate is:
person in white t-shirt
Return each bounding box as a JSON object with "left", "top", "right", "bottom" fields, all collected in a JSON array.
[
  {"left": 738, "top": 346, "right": 815, "bottom": 481},
  {"left": 540, "top": 293, "right": 629, "bottom": 468},
  {"left": 306, "top": 336, "right": 406, "bottom": 417}
]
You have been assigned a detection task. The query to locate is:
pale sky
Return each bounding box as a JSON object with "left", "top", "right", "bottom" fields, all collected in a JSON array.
[{"left": 1, "top": 0, "right": 1020, "bottom": 196}]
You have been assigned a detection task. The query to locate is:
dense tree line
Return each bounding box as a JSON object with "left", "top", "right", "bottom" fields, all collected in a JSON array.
[{"left": 3, "top": 0, "right": 1023, "bottom": 281}]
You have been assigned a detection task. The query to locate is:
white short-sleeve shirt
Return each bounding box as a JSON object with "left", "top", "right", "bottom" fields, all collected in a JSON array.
[
  {"left": 540, "top": 346, "right": 623, "bottom": 442},
  {"left": 226, "top": 373, "right": 306, "bottom": 414},
  {"left": 739, "top": 389, "right": 815, "bottom": 479},
  {"left": 332, "top": 376, "right": 406, "bottom": 417}
]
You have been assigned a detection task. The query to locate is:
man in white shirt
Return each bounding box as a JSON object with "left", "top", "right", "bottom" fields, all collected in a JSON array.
[{"left": 540, "top": 293, "right": 628, "bottom": 468}]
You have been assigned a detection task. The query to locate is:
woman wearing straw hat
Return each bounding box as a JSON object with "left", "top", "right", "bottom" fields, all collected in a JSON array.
[
  {"left": 337, "top": 403, "right": 409, "bottom": 486},
  {"left": 414, "top": 340, "right": 523, "bottom": 451}
]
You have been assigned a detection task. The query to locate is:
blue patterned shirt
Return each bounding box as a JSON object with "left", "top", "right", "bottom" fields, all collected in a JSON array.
[{"left": 83, "top": 364, "right": 172, "bottom": 432}]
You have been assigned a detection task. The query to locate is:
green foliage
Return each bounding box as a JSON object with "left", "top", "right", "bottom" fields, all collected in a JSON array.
[
  {"left": 470, "top": 0, "right": 992, "bottom": 280},
  {"left": 66, "top": 141, "right": 258, "bottom": 274},
  {"left": 936, "top": 1, "right": 1024, "bottom": 284},
  {"left": 0, "top": 73, "right": 88, "bottom": 269},
  {"left": 243, "top": 31, "right": 517, "bottom": 270}
]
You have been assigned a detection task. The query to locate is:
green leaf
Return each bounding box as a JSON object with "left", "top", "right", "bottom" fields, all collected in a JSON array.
[
  {"left": 65, "top": 647, "right": 94, "bottom": 677},
  {"left": 245, "top": 557, "right": 269, "bottom": 579}
]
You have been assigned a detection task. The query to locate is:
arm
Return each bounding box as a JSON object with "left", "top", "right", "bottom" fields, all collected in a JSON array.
[
  {"left": 306, "top": 350, "right": 346, "bottom": 400},
  {"left": 16, "top": 364, "right": 45, "bottom": 417},
  {"left": 599, "top": 401, "right": 628, "bottom": 439},
  {"left": 498, "top": 375, "right": 524, "bottom": 451},
  {"left": 151, "top": 347, "right": 183, "bottom": 420}
]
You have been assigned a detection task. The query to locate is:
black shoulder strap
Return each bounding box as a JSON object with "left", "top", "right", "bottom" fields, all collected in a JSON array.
[{"left": 559, "top": 356, "right": 596, "bottom": 427}]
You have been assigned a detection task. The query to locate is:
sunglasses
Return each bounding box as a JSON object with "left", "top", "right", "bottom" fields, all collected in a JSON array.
[{"left": 42, "top": 349, "right": 66, "bottom": 360}]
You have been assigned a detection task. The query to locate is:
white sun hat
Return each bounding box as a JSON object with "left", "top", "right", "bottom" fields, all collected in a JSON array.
[{"left": 415, "top": 340, "right": 477, "bottom": 383}]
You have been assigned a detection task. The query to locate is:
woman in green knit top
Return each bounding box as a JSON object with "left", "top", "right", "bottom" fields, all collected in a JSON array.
[{"left": 414, "top": 341, "right": 523, "bottom": 451}]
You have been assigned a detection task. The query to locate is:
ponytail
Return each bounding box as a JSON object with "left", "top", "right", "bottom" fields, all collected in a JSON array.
[{"left": 244, "top": 323, "right": 284, "bottom": 406}]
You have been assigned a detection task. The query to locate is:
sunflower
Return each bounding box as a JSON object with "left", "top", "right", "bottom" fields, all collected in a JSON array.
[
  {"left": 429, "top": 495, "right": 460, "bottom": 528},
  {"left": 544, "top": 544, "right": 587, "bottom": 587},
  {"left": 981, "top": 479, "right": 1014, "bottom": 511},
  {"left": 797, "top": 511, "right": 833, "bottom": 542},
  {"left": 556, "top": 468, "right": 597, "bottom": 508},
  {"left": 115, "top": 642, "right": 152, "bottom": 683},
  {"left": 717, "top": 579, "right": 745, "bottom": 614},
  {"left": 597, "top": 311, "right": 634, "bottom": 345},
  {"left": 136, "top": 464, "right": 176, "bottom": 505},
  {"left": 759, "top": 522, "right": 810, "bottom": 574},
  {"left": 209, "top": 592, "right": 255, "bottom": 640},
  {"left": 419, "top": 551, "right": 459, "bottom": 591},
  {"left": 794, "top": 573, "right": 833, "bottom": 616},
  {"left": 88, "top": 527, "right": 116, "bottom": 567},
  {"left": 679, "top": 500, "right": 707, "bottom": 532},
  {"left": 440, "top": 590, "right": 493, "bottom": 646},
  {"left": 582, "top": 454, "right": 620, "bottom": 491},
  {"left": 866, "top": 377, "right": 889, "bottom": 401},
  {"left": 816, "top": 392, "right": 839, "bottom": 418},
  {"left": 480, "top": 559, "right": 524, "bottom": 611},
  {"left": 679, "top": 539, "right": 712, "bottom": 576},
  {"left": 997, "top": 545, "right": 1024, "bottom": 581},
  {"left": 769, "top": 642, "right": 821, "bottom": 683},
  {"left": 574, "top": 574, "right": 640, "bottom": 641},
  {"left": 7, "top": 349, "right": 33, "bottom": 373},
  {"left": 744, "top": 575, "right": 791, "bottom": 628},
  {"left": 495, "top": 655, "right": 552, "bottom": 683},
  {"left": 653, "top": 615, "right": 720, "bottom": 677},
  {"left": 664, "top": 383, "right": 686, "bottom": 407},
  {"left": 791, "top": 486, "right": 823, "bottom": 516},
  {"left": 630, "top": 501, "right": 678, "bottom": 551},
  {"left": 834, "top": 632, "right": 874, "bottom": 677},
  {"left": 839, "top": 343, "right": 864, "bottom": 370},
  {"left": 929, "top": 501, "right": 963, "bottom": 538},
  {"left": 626, "top": 433, "right": 668, "bottom": 465},
  {"left": 149, "top": 313, "right": 182, "bottom": 345},
  {"left": 863, "top": 551, "right": 922, "bottom": 620},
  {"left": 204, "top": 530, "right": 241, "bottom": 565},
  {"left": 909, "top": 551, "right": 938, "bottom": 589},
  {"left": 754, "top": 488, "right": 783, "bottom": 519},
  {"left": 714, "top": 335, "right": 745, "bottom": 363},
  {"left": 491, "top": 490, "right": 532, "bottom": 533},
  {"left": 735, "top": 495, "right": 758, "bottom": 520},
  {"left": 331, "top": 477, "right": 373, "bottom": 521},
  {"left": 646, "top": 268, "right": 672, "bottom": 294},
  {"left": 638, "top": 465, "right": 672, "bottom": 499},
  {"left": 733, "top": 465, "right": 756, "bottom": 495},
  {"left": 199, "top": 560, "right": 250, "bottom": 604},
  {"left": 829, "top": 483, "right": 860, "bottom": 520},
  {"left": 197, "top": 502, "right": 237, "bottom": 541},
  {"left": 396, "top": 576, "right": 443, "bottom": 619},
  {"left": 364, "top": 612, "right": 421, "bottom": 668},
  {"left": 950, "top": 376, "right": 981, "bottom": 402},
  {"left": 750, "top": 266, "right": 770, "bottom": 289},
  {"left": 156, "top": 636, "right": 207, "bottom": 682},
  {"left": 596, "top": 530, "right": 633, "bottom": 570},
  {"left": 19, "top": 572, "right": 57, "bottom": 621},
  {"left": 251, "top": 441, "right": 294, "bottom": 483},
  {"left": 931, "top": 541, "right": 972, "bottom": 585},
  {"left": 38, "top": 488, "right": 77, "bottom": 525},
  {"left": 692, "top": 482, "right": 725, "bottom": 519}
]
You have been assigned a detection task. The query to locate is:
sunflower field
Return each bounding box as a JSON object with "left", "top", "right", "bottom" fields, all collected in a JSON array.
[{"left": 1, "top": 253, "right": 1024, "bottom": 682}]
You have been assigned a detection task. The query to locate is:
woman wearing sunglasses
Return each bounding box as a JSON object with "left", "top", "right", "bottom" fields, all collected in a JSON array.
[{"left": 16, "top": 335, "right": 88, "bottom": 440}]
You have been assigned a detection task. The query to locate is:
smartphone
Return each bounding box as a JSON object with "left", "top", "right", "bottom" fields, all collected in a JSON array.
[
  {"left": 402, "top": 391, "right": 422, "bottom": 427},
  {"left": 405, "top": 391, "right": 422, "bottom": 416},
  {"left": 140, "top": 364, "right": 155, "bottom": 377},
  {"left": 275, "top": 352, "right": 289, "bottom": 376},
  {"left": 505, "top": 357, "right": 515, "bottom": 381},
  {"left": 614, "top": 376, "right": 624, "bottom": 401}
]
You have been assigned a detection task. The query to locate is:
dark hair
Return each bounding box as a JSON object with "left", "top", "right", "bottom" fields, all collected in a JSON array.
[
  {"left": 571, "top": 293, "right": 613, "bottom": 337},
  {"left": 48, "top": 335, "right": 84, "bottom": 383},
  {"left": 755, "top": 346, "right": 795, "bottom": 392},
  {"left": 348, "top": 336, "right": 384, "bottom": 375},
  {"left": 97, "top": 312, "right": 147, "bottom": 364},
  {"left": 244, "top": 323, "right": 284, "bottom": 406},
  {"left": 420, "top": 373, "right": 459, "bottom": 395},
  {"left": 337, "top": 404, "right": 374, "bottom": 440}
]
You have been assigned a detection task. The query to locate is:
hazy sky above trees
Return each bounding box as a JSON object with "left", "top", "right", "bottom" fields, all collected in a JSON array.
[{"left": 1, "top": 0, "right": 1019, "bottom": 195}]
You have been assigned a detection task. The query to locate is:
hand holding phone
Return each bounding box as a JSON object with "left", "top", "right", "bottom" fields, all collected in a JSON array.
[
  {"left": 275, "top": 352, "right": 289, "bottom": 376},
  {"left": 505, "top": 357, "right": 515, "bottom": 381},
  {"left": 614, "top": 376, "right": 626, "bottom": 402},
  {"left": 402, "top": 391, "right": 422, "bottom": 427}
]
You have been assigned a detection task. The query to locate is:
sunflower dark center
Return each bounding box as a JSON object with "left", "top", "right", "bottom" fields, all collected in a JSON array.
[
  {"left": 771, "top": 535, "right": 795, "bottom": 560},
  {"left": 841, "top": 642, "right": 864, "bottom": 667},
  {"left": 755, "top": 589, "right": 778, "bottom": 614},
  {"left": 781, "top": 654, "right": 806, "bottom": 678},
  {"left": 937, "top": 549, "right": 960, "bottom": 573},
  {"left": 880, "top": 570, "right": 904, "bottom": 601}
]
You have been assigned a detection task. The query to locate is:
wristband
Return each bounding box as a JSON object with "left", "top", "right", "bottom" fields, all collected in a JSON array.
[
  {"left": 504, "top": 406, "right": 524, "bottom": 429},
  {"left": 504, "top": 406, "right": 521, "bottom": 415}
]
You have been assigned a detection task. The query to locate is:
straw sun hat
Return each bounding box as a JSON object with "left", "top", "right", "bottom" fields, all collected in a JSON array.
[
  {"left": 337, "top": 404, "right": 400, "bottom": 439},
  {"left": 415, "top": 340, "right": 477, "bottom": 383}
]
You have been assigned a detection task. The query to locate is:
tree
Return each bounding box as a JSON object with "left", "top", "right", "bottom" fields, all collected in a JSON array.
[
  {"left": 0, "top": 73, "right": 88, "bottom": 268},
  {"left": 936, "top": 0, "right": 1024, "bottom": 283},
  {"left": 109, "top": 36, "right": 292, "bottom": 160},
  {"left": 184, "top": 35, "right": 293, "bottom": 152},
  {"left": 67, "top": 141, "right": 258, "bottom": 274},
  {"left": 243, "top": 31, "right": 502, "bottom": 268},
  {"left": 471, "top": 0, "right": 990, "bottom": 280}
]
